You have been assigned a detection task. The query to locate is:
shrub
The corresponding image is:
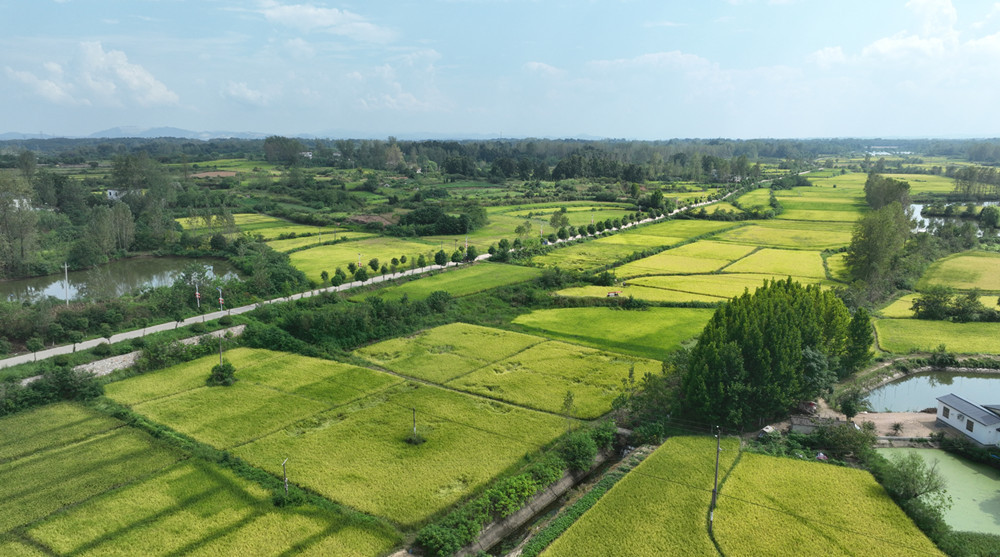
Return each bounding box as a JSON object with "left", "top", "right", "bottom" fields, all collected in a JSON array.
[
  {"left": 219, "top": 315, "right": 234, "bottom": 326},
  {"left": 190, "top": 322, "right": 207, "bottom": 334},
  {"left": 206, "top": 359, "right": 236, "bottom": 386},
  {"left": 560, "top": 431, "right": 598, "bottom": 472},
  {"left": 92, "top": 342, "right": 112, "bottom": 357}
]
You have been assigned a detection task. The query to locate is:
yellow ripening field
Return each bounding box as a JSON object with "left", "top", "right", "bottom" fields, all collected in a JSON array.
[
  {"left": 722, "top": 248, "right": 827, "bottom": 279},
  {"left": 714, "top": 453, "right": 942, "bottom": 556},
  {"left": 917, "top": 251, "right": 1000, "bottom": 291}
]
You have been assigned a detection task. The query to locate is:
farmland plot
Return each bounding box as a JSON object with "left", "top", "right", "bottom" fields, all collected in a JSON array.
[
  {"left": 714, "top": 454, "right": 942, "bottom": 556},
  {"left": 918, "top": 251, "right": 1000, "bottom": 291},
  {"left": 512, "top": 307, "right": 715, "bottom": 360},
  {"left": 540, "top": 436, "right": 739, "bottom": 557},
  {"left": 722, "top": 248, "right": 827, "bottom": 279},
  {"left": 555, "top": 284, "right": 726, "bottom": 305},
  {"left": 446, "top": 340, "right": 660, "bottom": 418},
  {"left": 353, "top": 263, "right": 542, "bottom": 302},
  {"left": 356, "top": 323, "right": 546, "bottom": 384},
  {"left": 874, "top": 319, "right": 1000, "bottom": 354},
  {"left": 25, "top": 460, "right": 400, "bottom": 557},
  {"left": 234, "top": 383, "right": 565, "bottom": 526}
]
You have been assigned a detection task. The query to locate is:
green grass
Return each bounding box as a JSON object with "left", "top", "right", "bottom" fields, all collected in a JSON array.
[
  {"left": 445, "top": 340, "right": 661, "bottom": 418},
  {"left": 25, "top": 460, "right": 400, "bottom": 557},
  {"left": 875, "top": 318, "right": 1000, "bottom": 353},
  {"left": 736, "top": 188, "right": 772, "bottom": 209},
  {"left": 0, "top": 426, "right": 181, "bottom": 533},
  {"left": 355, "top": 323, "right": 546, "bottom": 384},
  {"left": 289, "top": 237, "right": 440, "bottom": 282},
  {"left": 512, "top": 307, "right": 715, "bottom": 360},
  {"left": 0, "top": 402, "right": 121, "bottom": 462},
  {"left": 723, "top": 248, "right": 827, "bottom": 279},
  {"left": 540, "top": 436, "right": 739, "bottom": 557},
  {"left": 266, "top": 231, "right": 376, "bottom": 253},
  {"left": 532, "top": 220, "right": 741, "bottom": 271},
  {"left": 714, "top": 453, "right": 942, "bottom": 556},
  {"left": 715, "top": 222, "right": 852, "bottom": 249},
  {"left": 233, "top": 382, "right": 565, "bottom": 526},
  {"left": 555, "top": 284, "right": 726, "bottom": 304},
  {"left": 667, "top": 240, "right": 757, "bottom": 261},
  {"left": 109, "top": 349, "right": 403, "bottom": 448},
  {"left": 630, "top": 273, "right": 829, "bottom": 300},
  {"left": 827, "top": 252, "right": 849, "bottom": 281},
  {"left": 353, "top": 262, "right": 542, "bottom": 302},
  {"left": 917, "top": 251, "right": 1000, "bottom": 292}
]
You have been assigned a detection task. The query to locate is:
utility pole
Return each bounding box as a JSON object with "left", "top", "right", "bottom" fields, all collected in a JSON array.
[
  {"left": 217, "top": 287, "right": 224, "bottom": 313},
  {"left": 412, "top": 408, "right": 417, "bottom": 438},
  {"left": 195, "top": 282, "right": 201, "bottom": 309},
  {"left": 709, "top": 426, "right": 721, "bottom": 535},
  {"left": 63, "top": 262, "right": 69, "bottom": 306},
  {"left": 282, "top": 458, "right": 289, "bottom": 495}
]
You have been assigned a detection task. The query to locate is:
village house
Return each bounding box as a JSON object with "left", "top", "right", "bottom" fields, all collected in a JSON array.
[{"left": 936, "top": 393, "right": 1000, "bottom": 447}]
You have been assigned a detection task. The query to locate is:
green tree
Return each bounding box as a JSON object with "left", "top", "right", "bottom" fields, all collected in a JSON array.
[
  {"left": 837, "top": 388, "right": 871, "bottom": 421},
  {"left": 368, "top": 258, "right": 380, "bottom": 272},
  {"left": 450, "top": 250, "right": 462, "bottom": 263},
  {"left": 206, "top": 359, "right": 237, "bottom": 386},
  {"left": 844, "top": 308, "right": 874, "bottom": 374},
  {"left": 881, "top": 452, "right": 950, "bottom": 507},
  {"left": 979, "top": 205, "right": 1000, "bottom": 228},
  {"left": 845, "top": 201, "right": 909, "bottom": 299},
  {"left": 911, "top": 285, "right": 954, "bottom": 320},
  {"left": 354, "top": 267, "right": 369, "bottom": 281},
  {"left": 680, "top": 278, "right": 853, "bottom": 428},
  {"left": 332, "top": 267, "right": 347, "bottom": 286},
  {"left": 0, "top": 174, "right": 39, "bottom": 277},
  {"left": 434, "top": 250, "right": 448, "bottom": 266}
]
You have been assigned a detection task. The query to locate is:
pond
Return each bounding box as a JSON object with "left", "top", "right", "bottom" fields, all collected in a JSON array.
[
  {"left": 910, "top": 202, "right": 997, "bottom": 234},
  {"left": 877, "top": 448, "right": 1000, "bottom": 534},
  {"left": 866, "top": 371, "right": 1000, "bottom": 412},
  {"left": 0, "top": 257, "right": 241, "bottom": 303}
]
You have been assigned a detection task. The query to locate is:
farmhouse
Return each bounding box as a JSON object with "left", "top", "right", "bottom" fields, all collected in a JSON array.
[{"left": 936, "top": 393, "right": 1000, "bottom": 447}]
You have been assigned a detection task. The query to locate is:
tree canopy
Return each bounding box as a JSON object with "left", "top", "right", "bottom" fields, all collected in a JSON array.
[{"left": 680, "top": 278, "right": 871, "bottom": 429}]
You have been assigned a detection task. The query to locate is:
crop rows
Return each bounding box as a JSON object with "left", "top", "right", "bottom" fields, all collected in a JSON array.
[
  {"left": 714, "top": 453, "right": 942, "bottom": 556},
  {"left": 540, "top": 436, "right": 740, "bottom": 557}
]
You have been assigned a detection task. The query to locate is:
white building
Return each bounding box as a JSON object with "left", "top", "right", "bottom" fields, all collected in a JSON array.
[{"left": 936, "top": 394, "right": 1000, "bottom": 447}]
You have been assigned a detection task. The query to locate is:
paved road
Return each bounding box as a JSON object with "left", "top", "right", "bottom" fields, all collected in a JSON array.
[{"left": 0, "top": 189, "right": 739, "bottom": 371}]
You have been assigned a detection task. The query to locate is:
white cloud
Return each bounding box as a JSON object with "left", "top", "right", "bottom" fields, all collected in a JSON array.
[
  {"left": 5, "top": 66, "right": 79, "bottom": 105},
  {"left": 222, "top": 81, "right": 271, "bottom": 106},
  {"left": 284, "top": 38, "right": 315, "bottom": 58},
  {"left": 78, "top": 42, "right": 179, "bottom": 106},
  {"left": 809, "top": 46, "right": 846, "bottom": 69},
  {"left": 906, "top": 0, "right": 958, "bottom": 36},
  {"left": 523, "top": 61, "right": 565, "bottom": 78},
  {"left": 6, "top": 42, "right": 178, "bottom": 107},
  {"left": 257, "top": 1, "right": 394, "bottom": 42}
]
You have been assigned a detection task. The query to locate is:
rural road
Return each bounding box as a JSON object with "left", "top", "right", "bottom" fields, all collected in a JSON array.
[{"left": 0, "top": 189, "right": 737, "bottom": 371}]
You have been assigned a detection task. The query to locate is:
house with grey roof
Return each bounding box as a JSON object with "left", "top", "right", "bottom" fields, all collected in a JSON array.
[{"left": 936, "top": 394, "right": 1000, "bottom": 447}]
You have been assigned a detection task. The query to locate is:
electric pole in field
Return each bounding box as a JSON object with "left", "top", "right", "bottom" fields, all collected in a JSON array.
[
  {"left": 709, "top": 425, "right": 721, "bottom": 535},
  {"left": 282, "top": 458, "right": 289, "bottom": 495}
]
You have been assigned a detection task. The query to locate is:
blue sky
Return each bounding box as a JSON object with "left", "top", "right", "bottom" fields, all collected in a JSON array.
[{"left": 2, "top": 0, "right": 999, "bottom": 139}]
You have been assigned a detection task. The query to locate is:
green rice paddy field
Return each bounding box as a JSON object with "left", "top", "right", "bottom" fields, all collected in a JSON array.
[
  {"left": 289, "top": 237, "right": 441, "bottom": 282},
  {"left": 512, "top": 307, "right": 715, "bottom": 360},
  {"left": 540, "top": 438, "right": 938, "bottom": 557},
  {"left": 874, "top": 319, "right": 1000, "bottom": 353},
  {"left": 0, "top": 403, "right": 400, "bottom": 556},
  {"left": 356, "top": 323, "right": 659, "bottom": 417},
  {"left": 351, "top": 262, "right": 542, "bottom": 302},
  {"left": 917, "top": 251, "right": 1000, "bottom": 291},
  {"left": 540, "top": 436, "right": 740, "bottom": 557}
]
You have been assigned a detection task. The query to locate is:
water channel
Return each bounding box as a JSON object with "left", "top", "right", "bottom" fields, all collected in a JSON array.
[
  {"left": 0, "top": 257, "right": 241, "bottom": 303},
  {"left": 866, "top": 371, "right": 1000, "bottom": 412},
  {"left": 878, "top": 448, "right": 1000, "bottom": 534}
]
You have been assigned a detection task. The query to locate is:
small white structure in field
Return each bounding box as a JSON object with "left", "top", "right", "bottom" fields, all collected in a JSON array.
[{"left": 936, "top": 393, "right": 1000, "bottom": 447}]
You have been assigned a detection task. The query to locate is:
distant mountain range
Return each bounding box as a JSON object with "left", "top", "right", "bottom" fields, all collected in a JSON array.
[{"left": 0, "top": 127, "right": 605, "bottom": 141}]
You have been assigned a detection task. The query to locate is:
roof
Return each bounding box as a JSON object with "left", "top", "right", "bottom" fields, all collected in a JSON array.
[{"left": 937, "top": 394, "right": 1000, "bottom": 426}]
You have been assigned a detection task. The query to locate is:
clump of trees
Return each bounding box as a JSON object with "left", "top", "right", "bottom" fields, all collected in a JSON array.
[
  {"left": 206, "top": 358, "right": 236, "bottom": 386},
  {"left": 911, "top": 286, "right": 1000, "bottom": 322},
  {"left": 679, "top": 278, "right": 873, "bottom": 429}
]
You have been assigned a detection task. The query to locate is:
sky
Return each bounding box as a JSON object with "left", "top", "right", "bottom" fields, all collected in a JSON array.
[{"left": 2, "top": 0, "right": 1000, "bottom": 140}]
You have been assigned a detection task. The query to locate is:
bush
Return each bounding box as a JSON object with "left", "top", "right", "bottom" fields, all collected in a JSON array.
[
  {"left": 190, "top": 322, "right": 207, "bottom": 334},
  {"left": 560, "top": 431, "right": 598, "bottom": 472},
  {"left": 206, "top": 359, "right": 237, "bottom": 386},
  {"left": 590, "top": 419, "right": 617, "bottom": 450},
  {"left": 92, "top": 342, "right": 112, "bottom": 357}
]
